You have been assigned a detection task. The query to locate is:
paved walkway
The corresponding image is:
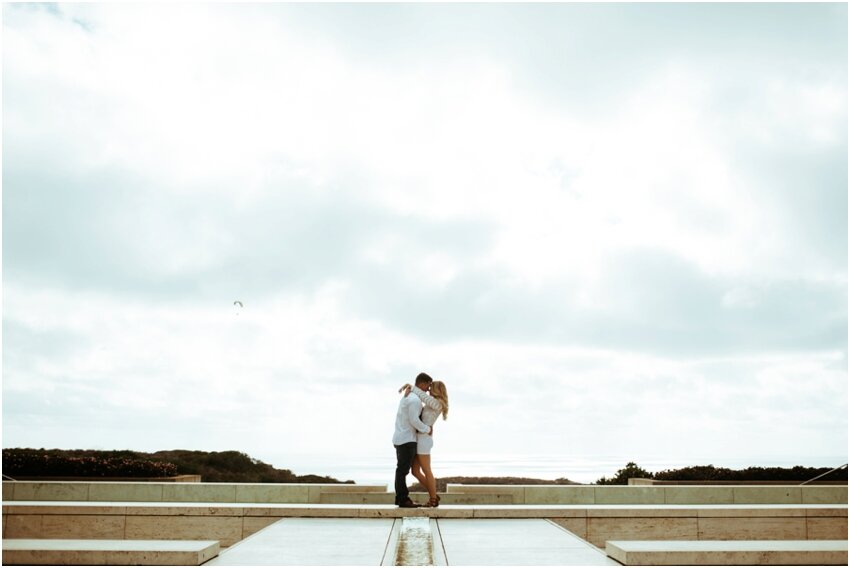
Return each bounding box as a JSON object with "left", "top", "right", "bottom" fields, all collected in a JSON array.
[
  {"left": 205, "top": 519, "right": 395, "bottom": 566},
  {"left": 207, "top": 518, "right": 618, "bottom": 566},
  {"left": 437, "top": 519, "right": 618, "bottom": 566}
]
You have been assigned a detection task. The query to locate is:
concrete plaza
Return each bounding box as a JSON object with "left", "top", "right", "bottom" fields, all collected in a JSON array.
[{"left": 2, "top": 481, "right": 847, "bottom": 565}]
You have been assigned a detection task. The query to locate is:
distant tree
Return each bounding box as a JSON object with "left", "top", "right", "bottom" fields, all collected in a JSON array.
[
  {"left": 2, "top": 448, "right": 353, "bottom": 484},
  {"left": 2, "top": 448, "right": 177, "bottom": 478},
  {"left": 597, "top": 462, "right": 847, "bottom": 484},
  {"left": 595, "top": 462, "right": 653, "bottom": 485}
]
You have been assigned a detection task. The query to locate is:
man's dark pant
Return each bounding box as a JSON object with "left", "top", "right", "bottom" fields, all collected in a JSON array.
[{"left": 394, "top": 442, "right": 418, "bottom": 504}]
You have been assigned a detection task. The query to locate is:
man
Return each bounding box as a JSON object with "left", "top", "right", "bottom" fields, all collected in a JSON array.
[{"left": 392, "top": 372, "right": 433, "bottom": 507}]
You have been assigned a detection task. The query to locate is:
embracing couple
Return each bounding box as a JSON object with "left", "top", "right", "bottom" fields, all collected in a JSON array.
[{"left": 392, "top": 372, "right": 450, "bottom": 508}]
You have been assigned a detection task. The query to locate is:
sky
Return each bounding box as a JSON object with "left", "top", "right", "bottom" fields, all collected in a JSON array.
[{"left": 2, "top": 3, "right": 847, "bottom": 481}]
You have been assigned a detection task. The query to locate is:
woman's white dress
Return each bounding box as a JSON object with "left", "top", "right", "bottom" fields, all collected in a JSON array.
[{"left": 411, "top": 386, "right": 443, "bottom": 455}]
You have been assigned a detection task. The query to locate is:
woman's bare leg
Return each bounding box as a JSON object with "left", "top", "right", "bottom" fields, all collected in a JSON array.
[
  {"left": 411, "top": 455, "right": 427, "bottom": 490},
  {"left": 417, "top": 454, "right": 437, "bottom": 500}
]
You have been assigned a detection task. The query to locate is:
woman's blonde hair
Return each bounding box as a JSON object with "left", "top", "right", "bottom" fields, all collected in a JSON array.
[{"left": 430, "top": 381, "right": 449, "bottom": 420}]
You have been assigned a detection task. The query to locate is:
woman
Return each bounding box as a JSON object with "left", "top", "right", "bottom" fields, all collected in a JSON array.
[{"left": 400, "top": 379, "right": 449, "bottom": 507}]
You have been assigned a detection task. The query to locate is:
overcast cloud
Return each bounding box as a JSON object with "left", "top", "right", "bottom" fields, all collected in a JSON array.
[{"left": 2, "top": 3, "right": 847, "bottom": 479}]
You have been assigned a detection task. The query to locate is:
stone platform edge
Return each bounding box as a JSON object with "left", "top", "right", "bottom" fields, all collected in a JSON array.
[
  {"left": 5, "top": 482, "right": 847, "bottom": 506},
  {"left": 444, "top": 484, "right": 848, "bottom": 505},
  {"left": 1, "top": 538, "right": 220, "bottom": 566},
  {"left": 604, "top": 539, "right": 849, "bottom": 566},
  {"left": 4, "top": 503, "right": 846, "bottom": 549}
]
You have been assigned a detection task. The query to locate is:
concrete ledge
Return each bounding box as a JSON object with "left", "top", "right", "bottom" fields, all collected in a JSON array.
[
  {"left": 4, "top": 502, "right": 846, "bottom": 518},
  {"left": 3, "top": 482, "right": 387, "bottom": 504},
  {"left": 1, "top": 539, "right": 220, "bottom": 566},
  {"left": 445, "top": 484, "right": 848, "bottom": 505},
  {"left": 446, "top": 484, "right": 527, "bottom": 501},
  {"left": 4, "top": 499, "right": 844, "bottom": 566},
  {"left": 7, "top": 482, "right": 846, "bottom": 506},
  {"left": 605, "top": 539, "right": 849, "bottom": 566},
  {"left": 4, "top": 503, "right": 846, "bottom": 549},
  {"left": 318, "top": 492, "right": 513, "bottom": 505}
]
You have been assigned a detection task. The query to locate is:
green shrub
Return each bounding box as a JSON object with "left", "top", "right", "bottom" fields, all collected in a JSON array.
[
  {"left": 2, "top": 448, "right": 354, "bottom": 484},
  {"left": 2, "top": 448, "right": 177, "bottom": 478},
  {"left": 596, "top": 461, "right": 847, "bottom": 484},
  {"left": 595, "top": 462, "right": 653, "bottom": 485}
]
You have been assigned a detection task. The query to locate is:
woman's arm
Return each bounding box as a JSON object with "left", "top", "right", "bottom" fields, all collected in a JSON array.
[{"left": 411, "top": 385, "right": 442, "bottom": 411}]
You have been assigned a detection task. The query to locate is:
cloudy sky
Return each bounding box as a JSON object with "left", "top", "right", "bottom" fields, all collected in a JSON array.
[{"left": 3, "top": 3, "right": 847, "bottom": 481}]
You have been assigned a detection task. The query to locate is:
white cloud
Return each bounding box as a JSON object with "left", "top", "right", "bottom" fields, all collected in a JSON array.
[{"left": 2, "top": 3, "right": 846, "bottom": 475}]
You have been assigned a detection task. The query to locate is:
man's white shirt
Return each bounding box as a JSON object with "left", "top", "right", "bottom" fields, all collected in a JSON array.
[{"left": 392, "top": 392, "right": 430, "bottom": 445}]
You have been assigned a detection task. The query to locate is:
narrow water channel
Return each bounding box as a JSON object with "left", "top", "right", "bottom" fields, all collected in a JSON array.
[{"left": 395, "top": 517, "right": 434, "bottom": 566}]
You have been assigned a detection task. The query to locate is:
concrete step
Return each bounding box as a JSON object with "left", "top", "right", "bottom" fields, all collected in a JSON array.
[
  {"left": 318, "top": 492, "right": 514, "bottom": 505},
  {"left": 445, "top": 484, "right": 849, "bottom": 505},
  {"left": 605, "top": 540, "right": 849, "bottom": 566},
  {"left": 1, "top": 539, "right": 220, "bottom": 566},
  {"left": 2, "top": 481, "right": 389, "bottom": 504}
]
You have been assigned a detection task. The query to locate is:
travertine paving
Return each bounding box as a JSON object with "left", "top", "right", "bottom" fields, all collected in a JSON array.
[
  {"left": 207, "top": 517, "right": 617, "bottom": 566},
  {"left": 606, "top": 539, "right": 849, "bottom": 566},
  {"left": 436, "top": 519, "right": 619, "bottom": 566},
  {"left": 205, "top": 518, "right": 396, "bottom": 566}
]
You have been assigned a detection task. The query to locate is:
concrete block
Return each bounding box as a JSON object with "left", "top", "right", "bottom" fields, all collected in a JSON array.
[
  {"left": 804, "top": 506, "right": 848, "bottom": 517},
  {"left": 3, "top": 504, "right": 127, "bottom": 516},
  {"left": 319, "top": 492, "right": 396, "bottom": 505},
  {"left": 696, "top": 506, "right": 806, "bottom": 517},
  {"left": 316, "top": 491, "right": 512, "bottom": 505},
  {"left": 4, "top": 515, "right": 43, "bottom": 538},
  {"left": 605, "top": 539, "right": 848, "bottom": 566},
  {"left": 807, "top": 517, "right": 848, "bottom": 540},
  {"left": 446, "top": 485, "right": 526, "bottom": 502},
  {"left": 321, "top": 484, "right": 387, "bottom": 493},
  {"left": 698, "top": 517, "right": 806, "bottom": 540},
  {"left": 587, "top": 517, "right": 698, "bottom": 548},
  {"left": 664, "top": 487, "right": 734, "bottom": 505},
  {"left": 243, "top": 517, "right": 283, "bottom": 539},
  {"left": 357, "top": 507, "right": 433, "bottom": 519},
  {"left": 594, "top": 487, "right": 666, "bottom": 505},
  {"left": 125, "top": 505, "right": 243, "bottom": 516},
  {"left": 801, "top": 486, "right": 848, "bottom": 505},
  {"left": 588, "top": 506, "right": 698, "bottom": 518},
  {"left": 440, "top": 493, "right": 514, "bottom": 505},
  {"left": 549, "top": 517, "right": 588, "bottom": 539},
  {"left": 3, "top": 482, "right": 14, "bottom": 501},
  {"left": 471, "top": 506, "right": 586, "bottom": 519},
  {"left": 125, "top": 516, "right": 243, "bottom": 547},
  {"left": 234, "top": 484, "right": 309, "bottom": 503},
  {"left": 41, "top": 515, "right": 126, "bottom": 539},
  {"left": 525, "top": 486, "right": 595, "bottom": 505},
  {"left": 13, "top": 482, "right": 89, "bottom": 502},
  {"left": 88, "top": 482, "right": 164, "bottom": 502},
  {"left": 732, "top": 486, "right": 801, "bottom": 504},
  {"left": 162, "top": 484, "right": 237, "bottom": 503},
  {"left": 240, "top": 505, "right": 360, "bottom": 518},
  {"left": 2, "top": 539, "right": 220, "bottom": 566}
]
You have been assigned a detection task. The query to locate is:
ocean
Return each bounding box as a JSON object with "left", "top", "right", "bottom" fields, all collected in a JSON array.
[{"left": 266, "top": 453, "right": 847, "bottom": 486}]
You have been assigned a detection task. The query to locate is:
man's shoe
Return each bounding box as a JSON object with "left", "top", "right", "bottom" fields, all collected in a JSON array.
[{"left": 398, "top": 498, "right": 421, "bottom": 508}]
